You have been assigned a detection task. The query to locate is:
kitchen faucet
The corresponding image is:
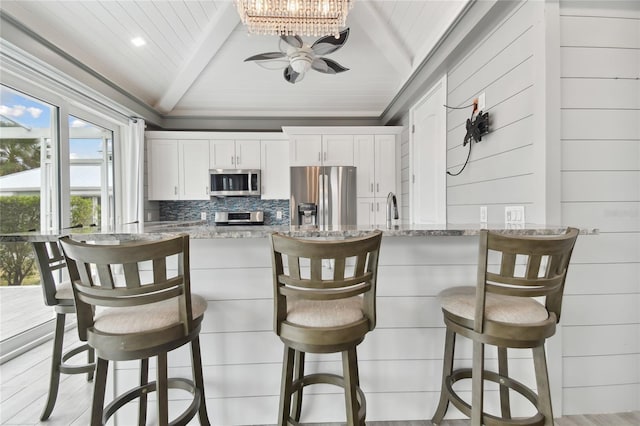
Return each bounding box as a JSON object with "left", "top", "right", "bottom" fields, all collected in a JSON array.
[{"left": 386, "top": 192, "right": 399, "bottom": 229}]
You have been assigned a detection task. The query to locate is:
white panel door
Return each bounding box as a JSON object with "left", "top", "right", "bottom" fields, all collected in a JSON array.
[
  {"left": 148, "top": 139, "right": 179, "bottom": 200},
  {"left": 375, "top": 134, "right": 397, "bottom": 198},
  {"left": 411, "top": 75, "right": 447, "bottom": 224},
  {"left": 179, "top": 140, "right": 210, "bottom": 200},
  {"left": 322, "top": 134, "right": 354, "bottom": 166},
  {"left": 210, "top": 139, "right": 235, "bottom": 169},
  {"left": 261, "top": 140, "right": 290, "bottom": 200},
  {"left": 289, "top": 135, "right": 322, "bottom": 166},
  {"left": 235, "top": 140, "right": 261, "bottom": 169}
]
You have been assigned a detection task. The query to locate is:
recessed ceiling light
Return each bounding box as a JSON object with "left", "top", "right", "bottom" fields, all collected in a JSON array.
[{"left": 131, "top": 37, "right": 146, "bottom": 47}]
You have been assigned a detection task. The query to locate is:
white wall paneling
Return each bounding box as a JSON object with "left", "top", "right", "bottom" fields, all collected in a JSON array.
[{"left": 559, "top": 0, "right": 640, "bottom": 414}]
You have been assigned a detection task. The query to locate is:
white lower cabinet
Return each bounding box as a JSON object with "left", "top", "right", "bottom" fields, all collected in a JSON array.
[
  {"left": 261, "top": 139, "right": 290, "bottom": 199},
  {"left": 148, "top": 139, "right": 209, "bottom": 200}
]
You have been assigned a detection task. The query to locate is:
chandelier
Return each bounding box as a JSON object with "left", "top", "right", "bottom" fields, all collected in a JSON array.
[{"left": 235, "top": 0, "right": 354, "bottom": 37}]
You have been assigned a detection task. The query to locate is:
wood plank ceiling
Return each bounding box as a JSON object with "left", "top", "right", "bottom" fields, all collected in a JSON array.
[{"left": 0, "top": 1, "right": 469, "bottom": 120}]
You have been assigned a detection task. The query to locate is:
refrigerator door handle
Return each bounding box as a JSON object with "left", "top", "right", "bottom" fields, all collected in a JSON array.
[
  {"left": 318, "top": 174, "right": 324, "bottom": 227},
  {"left": 323, "top": 173, "right": 329, "bottom": 227}
]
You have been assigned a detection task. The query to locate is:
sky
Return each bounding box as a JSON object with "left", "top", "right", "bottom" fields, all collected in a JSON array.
[{"left": 0, "top": 86, "right": 108, "bottom": 159}]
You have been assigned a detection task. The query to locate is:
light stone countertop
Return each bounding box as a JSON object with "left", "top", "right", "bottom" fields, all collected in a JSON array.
[{"left": 0, "top": 222, "right": 597, "bottom": 243}]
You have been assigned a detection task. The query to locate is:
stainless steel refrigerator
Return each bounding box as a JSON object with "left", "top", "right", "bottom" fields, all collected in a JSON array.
[{"left": 290, "top": 166, "right": 357, "bottom": 228}]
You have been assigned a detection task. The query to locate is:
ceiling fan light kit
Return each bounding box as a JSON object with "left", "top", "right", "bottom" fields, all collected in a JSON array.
[
  {"left": 235, "top": 0, "right": 354, "bottom": 37},
  {"left": 245, "top": 28, "right": 350, "bottom": 84}
]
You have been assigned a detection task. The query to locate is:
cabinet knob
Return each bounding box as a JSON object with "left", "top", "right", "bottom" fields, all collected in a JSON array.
[
  {"left": 174, "top": 186, "right": 178, "bottom": 195},
  {"left": 370, "top": 183, "right": 373, "bottom": 193},
  {"left": 376, "top": 183, "right": 379, "bottom": 193},
  {"left": 231, "top": 156, "right": 235, "bottom": 165},
  {"left": 318, "top": 152, "right": 321, "bottom": 162},
  {"left": 237, "top": 155, "right": 240, "bottom": 165}
]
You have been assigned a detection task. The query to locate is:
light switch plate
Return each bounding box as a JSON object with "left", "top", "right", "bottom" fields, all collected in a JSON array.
[{"left": 480, "top": 206, "right": 488, "bottom": 223}]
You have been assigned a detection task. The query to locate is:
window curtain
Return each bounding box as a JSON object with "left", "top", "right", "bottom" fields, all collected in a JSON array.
[{"left": 118, "top": 118, "right": 145, "bottom": 230}]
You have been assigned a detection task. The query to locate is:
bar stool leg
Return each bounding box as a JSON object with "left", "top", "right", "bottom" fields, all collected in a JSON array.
[
  {"left": 190, "top": 336, "right": 211, "bottom": 426},
  {"left": 291, "top": 350, "right": 305, "bottom": 422},
  {"left": 471, "top": 340, "right": 485, "bottom": 426},
  {"left": 533, "top": 345, "right": 554, "bottom": 426},
  {"left": 91, "top": 358, "right": 108, "bottom": 426},
  {"left": 40, "top": 313, "right": 66, "bottom": 420},
  {"left": 278, "top": 346, "right": 295, "bottom": 426},
  {"left": 342, "top": 348, "right": 359, "bottom": 426},
  {"left": 157, "top": 353, "right": 169, "bottom": 426},
  {"left": 432, "top": 328, "right": 455, "bottom": 425},
  {"left": 498, "top": 346, "right": 512, "bottom": 419},
  {"left": 138, "top": 358, "right": 149, "bottom": 426}
]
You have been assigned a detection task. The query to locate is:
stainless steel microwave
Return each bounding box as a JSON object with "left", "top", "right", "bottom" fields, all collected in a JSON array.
[{"left": 209, "top": 169, "right": 261, "bottom": 197}]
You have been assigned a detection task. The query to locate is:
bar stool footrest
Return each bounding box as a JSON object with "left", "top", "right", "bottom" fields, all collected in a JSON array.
[
  {"left": 288, "top": 373, "right": 366, "bottom": 425},
  {"left": 59, "top": 343, "right": 95, "bottom": 376},
  {"left": 446, "top": 368, "right": 546, "bottom": 426},
  {"left": 102, "top": 377, "right": 201, "bottom": 426}
]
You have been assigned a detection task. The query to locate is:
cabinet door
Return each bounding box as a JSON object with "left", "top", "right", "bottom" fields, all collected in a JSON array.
[
  {"left": 354, "top": 135, "right": 375, "bottom": 197},
  {"left": 148, "top": 139, "right": 179, "bottom": 200},
  {"left": 179, "top": 140, "right": 210, "bottom": 200},
  {"left": 210, "top": 139, "right": 235, "bottom": 169},
  {"left": 235, "top": 140, "right": 261, "bottom": 169},
  {"left": 289, "top": 135, "right": 322, "bottom": 166},
  {"left": 322, "top": 134, "right": 354, "bottom": 166},
  {"left": 357, "top": 198, "right": 379, "bottom": 227},
  {"left": 375, "top": 134, "right": 397, "bottom": 197},
  {"left": 261, "top": 140, "right": 290, "bottom": 199}
]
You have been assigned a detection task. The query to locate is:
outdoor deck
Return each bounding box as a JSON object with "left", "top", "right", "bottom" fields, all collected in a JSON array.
[{"left": 0, "top": 286, "right": 52, "bottom": 343}]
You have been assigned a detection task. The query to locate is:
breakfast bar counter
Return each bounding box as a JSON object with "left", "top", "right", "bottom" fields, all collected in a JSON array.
[{"left": 0, "top": 225, "right": 600, "bottom": 424}]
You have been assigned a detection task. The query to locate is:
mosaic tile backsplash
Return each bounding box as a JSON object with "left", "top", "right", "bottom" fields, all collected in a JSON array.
[{"left": 159, "top": 198, "right": 290, "bottom": 225}]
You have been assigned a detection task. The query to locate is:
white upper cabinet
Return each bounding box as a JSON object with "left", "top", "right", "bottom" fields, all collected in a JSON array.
[
  {"left": 148, "top": 139, "right": 179, "bottom": 200},
  {"left": 288, "top": 134, "right": 354, "bottom": 166},
  {"left": 261, "top": 139, "right": 290, "bottom": 199},
  {"left": 354, "top": 134, "right": 397, "bottom": 198},
  {"left": 180, "top": 140, "right": 210, "bottom": 200},
  {"left": 210, "top": 139, "right": 261, "bottom": 169},
  {"left": 148, "top": 138, "right": 209, "bottom": 200}
]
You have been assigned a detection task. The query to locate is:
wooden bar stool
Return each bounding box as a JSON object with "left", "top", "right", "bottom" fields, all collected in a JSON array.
[
  {"left": 431, "top": 228, "right": 579, "bottom": 426},
  {"left": 32, "top": 241, "right": 96, "bottom": 421},
  {"left": 269, "top": 231, "right": 382, "bottom": 426},
  {"left": 59, "top": 235, "right": 210, "bottom": 426}
]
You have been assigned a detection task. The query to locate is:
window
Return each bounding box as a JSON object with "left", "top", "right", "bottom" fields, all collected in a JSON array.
[{"left": 0, "top": 83, "right": 120, "bottom": 359}]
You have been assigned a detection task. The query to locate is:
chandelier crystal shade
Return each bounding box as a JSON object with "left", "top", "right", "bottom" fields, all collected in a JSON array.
[{"left": 235, "top": 0, "right": 354, "bottom": 37}]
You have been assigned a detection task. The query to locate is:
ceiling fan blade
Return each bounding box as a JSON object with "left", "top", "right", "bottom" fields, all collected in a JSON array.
[
  {"left": 311, "top": 28, "right": 350, "bottom": 55},
  {"left": 284, "top": 66, "right": 304, "bottom": 84},
  {"left": 244, "top": 52, "right": 286, "bottom": 62},
  {"left": 280, "top": 35, "right": 304, "bottom": 49},
  {"left": 312, "top": 58, "right": 349, "bottom": 74},
  {"left": 245, "top": 52, "right": 289, "bottom": 70}
]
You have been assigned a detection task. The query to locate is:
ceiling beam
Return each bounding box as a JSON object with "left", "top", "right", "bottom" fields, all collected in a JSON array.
[
  {"left": 350, "top": 1, "right": 412, "bottom": 76},
  {"left": 154, "top": 2, "right": 240, "bottom": 114}
]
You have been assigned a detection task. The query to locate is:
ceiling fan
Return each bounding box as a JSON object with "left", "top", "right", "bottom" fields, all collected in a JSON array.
[{"left": 244, "top": 28, "right": 350, "bottom": 84}]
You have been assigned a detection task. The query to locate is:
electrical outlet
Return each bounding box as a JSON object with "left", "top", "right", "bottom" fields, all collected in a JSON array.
[
  {"left": 505, "top": 206, "right": 525, "bottom": 225},
  {"left": 147, "top": 212, "right": 152, "bottom": 222},
  {"left": 200, "top": 212, "right": 207, "bottom": 221},
  {"left": 276, "top": 210, "right": 283, "bottom": 220},
  {"left": 480, "top": 206, "right": 488, "bottom": 223},
  {"left": 478, "top": 92, "right": 486, "bottom": 111}
]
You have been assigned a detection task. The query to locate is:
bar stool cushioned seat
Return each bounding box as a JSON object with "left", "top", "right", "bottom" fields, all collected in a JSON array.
[
  {"left": 32, "top": 241, "right": 96, "bottom": 421},
  {"left": 59, "top": 235, "right": 210, "bottom": 426},
  {"left": 270, "top": 231, "right": 383, "bottom": 426},
  {"left": 431, "top": 228, "right": 579, "bottom": 426}
]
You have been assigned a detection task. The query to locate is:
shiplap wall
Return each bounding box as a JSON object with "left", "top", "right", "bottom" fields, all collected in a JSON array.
[
  {"left": 397, "top": 0, "right": 639, "bottom": 416},
  {"left": 558, "top": 0, "right": 640, "bottom": 414},
  {"left": 444, "top": 0, "right": 540, "bottom": 224}
]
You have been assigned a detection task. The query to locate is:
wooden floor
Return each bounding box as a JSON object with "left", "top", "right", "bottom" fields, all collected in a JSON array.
[
  {"left": 1, "top": 327, "right": 638, "bottom": 425},
  {"left": 0, "top": 287, "right": 52, "bottom": 342}
]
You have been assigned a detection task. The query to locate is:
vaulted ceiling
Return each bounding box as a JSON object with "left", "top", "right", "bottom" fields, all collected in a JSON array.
[{"left": 0, "top": 1, "right": 469, "bottom": 124}]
